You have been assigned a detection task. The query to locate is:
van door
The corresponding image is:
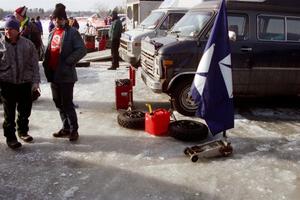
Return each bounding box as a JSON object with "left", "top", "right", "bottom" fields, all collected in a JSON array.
[
  {"left": 253, "top": 15, "right": 300, "bottom": 96},
  {"left": 227, "top": 14, "right": 252, "bottom": 96},
  {"left": 157, "top": 12, "right": 185, "bottom": 37}
]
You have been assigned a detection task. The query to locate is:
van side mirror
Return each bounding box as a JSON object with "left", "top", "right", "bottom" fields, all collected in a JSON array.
[{"left": 228, "top": 30, "right": 237, "bottom": 42}]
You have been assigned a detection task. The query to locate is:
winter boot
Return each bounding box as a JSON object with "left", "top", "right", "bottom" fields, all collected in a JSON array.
[
  {"left": 53, "top": 129, "right": 70, "bottom": 138},
  {"left": 69, "top": 131, "right": 79, "bottom": 141},
  {"left": 6, "top": 138, "right": 22, "bottom": 149}
]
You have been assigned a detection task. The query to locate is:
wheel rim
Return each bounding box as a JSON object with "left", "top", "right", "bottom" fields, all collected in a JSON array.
[
  {"left": 181, "top": 86, "right": 198, "bottom": 112},
  {"left": 125, "top": 111, "right": 145, "bottom": 119},
  {"left": 177, "top": 120, "right": 201, "bottom": 130}
]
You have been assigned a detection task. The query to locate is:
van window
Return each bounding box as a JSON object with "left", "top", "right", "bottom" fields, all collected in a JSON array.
[
  {"left": 258, "top": 15, "right": 285, "bottom": 41},
  {"left": 160, "top": 13, "right": 185, "bottom": 30},
  {"left": 140, "top": 11, "right": 165, "bottom": 29},
  {"left": 228, "top": 14, "right": 248, "bottom": 40},
  {"left": 171, "top": 11, "right": 211, "bottom": 37},
  {"left": 205, "top": 14, "right": 248, "bottom": 40},
  {"left": 287, "top": 17, "right": 300, "bottom": 41}
]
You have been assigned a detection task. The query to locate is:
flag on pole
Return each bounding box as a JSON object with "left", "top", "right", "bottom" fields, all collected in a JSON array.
[{"left": 191, "top": 0, "right": 234, "bottom": 135}]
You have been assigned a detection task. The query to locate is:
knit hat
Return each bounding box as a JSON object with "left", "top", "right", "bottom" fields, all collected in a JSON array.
[
  {"left": 111, "top": 10, "right": 118, "bottom": 18},
  {"left": 5, "top": 16, "right": 20, "bottom": 31},
  {"left": 111, "top": 10, "right": 118, "bottom": 20},
  {"left": 15, "top": 6, "right": 27, "bottom": 18},
  {"left": 52, "top": 3, "right": 67, "bottom": 20}
]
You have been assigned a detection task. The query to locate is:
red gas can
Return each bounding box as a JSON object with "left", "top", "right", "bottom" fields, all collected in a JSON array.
[
  {"left": 115, "top": 79, "right": 133, "bottom": 110},
  {"left": 98, "top": 35, "right": 107, "bottom": 51},
  {"left": 129, "top": 66, "right": 136, "bottom": 86},
  {"left": 145, "top": 109, "right": 170, "bottom": 136},
  {"left": 84, "top": 35, "right": 95, "bottom": 52}
]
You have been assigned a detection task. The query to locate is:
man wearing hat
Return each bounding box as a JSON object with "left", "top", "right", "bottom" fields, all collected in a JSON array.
[
  {"left": 14, "top": 6, "right": 43, "bottom": 57},
  {"left": 107, "top": 10, "right": 123, "bottom": 70},
  {"left": 43, "top": 3, "right": 86, "bottom": 142},
  {"left": 0, "top": 17, "right": 40, "bottom": 149}
]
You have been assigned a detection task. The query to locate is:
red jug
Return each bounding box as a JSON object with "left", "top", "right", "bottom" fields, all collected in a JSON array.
[{"left": 145, "top": 108, "right": 170, "bottom": 136}]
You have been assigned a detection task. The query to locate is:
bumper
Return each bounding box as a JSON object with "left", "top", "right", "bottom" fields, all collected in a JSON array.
[
  {"left": 119, "top": 48, "right": 140, "bottom": 66},
  {"left": 141, "top": 69, "right": 163, "bottom": 93}
]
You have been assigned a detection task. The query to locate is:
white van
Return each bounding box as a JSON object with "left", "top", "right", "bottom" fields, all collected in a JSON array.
[{"left": 119, "top": 0, "right": 205, "bottom": 67}]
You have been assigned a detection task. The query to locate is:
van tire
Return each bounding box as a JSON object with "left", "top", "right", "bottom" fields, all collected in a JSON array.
[
  {"left": 169, "top": 120, "right": 208, "bottom": 142},
  {"left": 117, "top": 110, "right": 145, "bottom": 129},
  {"left": 171, "top": 79, "right": 198, "bottom": 116}
]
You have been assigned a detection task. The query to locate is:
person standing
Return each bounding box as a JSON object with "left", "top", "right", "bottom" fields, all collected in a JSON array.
[
  {"left": 107, "top": 10, "right": 122, "bottom": 70},
  {"left": 14, "top": 6, "right": 42, "bottom": 52},
  {"left": 0, "top": 17, "right": 40, "bottom": 149},
  {"left": 43, "top": 3, "right": 86, "bottom": 141},
  {"left": 48, "top": 15, "right": 55, "bottom": 33},
  {"left": 69, "top": 17, "right": 80, "bottom": 30},
  {"left": 35, "top": 16, "right": 43, "bottom": 36}
]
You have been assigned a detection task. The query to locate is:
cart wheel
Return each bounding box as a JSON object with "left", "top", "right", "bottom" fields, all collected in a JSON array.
[
  {"left": 220, "top": 145, "right": 233, "bottom": 157},
  {"left": 184, "top": 148, "right": 190, "bottom": 155},
  {"left": 191, "top": 155, "right": 198, "bottom": 162}
]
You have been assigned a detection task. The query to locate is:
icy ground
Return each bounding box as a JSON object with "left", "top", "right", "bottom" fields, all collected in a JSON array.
[{"left": 0, "top": 61, "right": 300, "bottom": 200}]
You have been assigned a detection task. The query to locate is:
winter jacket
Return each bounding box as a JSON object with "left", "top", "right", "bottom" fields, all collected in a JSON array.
[
  {"left": 20, "top": 17, "right": 43, "bottom": 50},
  {"left": 43, "top": 26, "right": 86, "bottom": 83},
  {"left": 109, "top": 18, "right": 122, "bottom": 41},
  {"left": 0, "top": 36, "right": 40, "bottom": 84}
]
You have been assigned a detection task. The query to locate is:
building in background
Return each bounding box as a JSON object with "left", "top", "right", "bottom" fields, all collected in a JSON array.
[{"left": 126, "top": 0, "right": 163, "bottom": 30}]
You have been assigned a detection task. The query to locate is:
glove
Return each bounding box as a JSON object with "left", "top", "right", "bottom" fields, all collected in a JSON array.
[{"left": 32, "top": 83, "right": 40, "bottom": 91}]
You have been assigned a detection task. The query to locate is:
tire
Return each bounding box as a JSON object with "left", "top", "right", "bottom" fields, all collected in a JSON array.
[
  {"left": 169, "top": 120, "right": 208, "bottom": 142},
  {"left": 171, "top": 79, "right": 198, "bottom": 116},
  {"left": 117, "top": 110, "right": 145, "bottom": 129},
  {"left": 191, "top": 155, "right": 199, "bottom": 162}
]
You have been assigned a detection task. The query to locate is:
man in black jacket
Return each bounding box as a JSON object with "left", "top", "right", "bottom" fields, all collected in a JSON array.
[
  {"left": 43, "top": 3, "right": 86, "bottom": 142},
  {"left": 107, "top": 10, "right": 123, "bottom": 70}
]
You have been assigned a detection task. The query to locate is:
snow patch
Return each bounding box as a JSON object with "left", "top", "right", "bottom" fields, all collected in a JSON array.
[
  {"left": 63, "top": 186, "right": 79, "bottom": 199},
  {"left": 256, "top": 144, "right": 271, "bottom": 152}
]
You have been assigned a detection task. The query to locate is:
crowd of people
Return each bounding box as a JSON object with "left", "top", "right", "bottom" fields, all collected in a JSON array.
[
  {"left": 0, "top": 3, "right": 86, "bottom": 149},
  {"left": 0, "top": 2, "right": 124, "bottom": 149}
]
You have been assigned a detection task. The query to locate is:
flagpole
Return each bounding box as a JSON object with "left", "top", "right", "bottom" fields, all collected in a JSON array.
[{"left": 223, "top": 131, "right": 227, "bottom": 138}]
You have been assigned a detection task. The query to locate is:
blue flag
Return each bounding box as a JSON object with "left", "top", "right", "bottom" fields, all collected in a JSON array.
[{"left": 191, "top": 0, "right": 234, "bottom": 135}]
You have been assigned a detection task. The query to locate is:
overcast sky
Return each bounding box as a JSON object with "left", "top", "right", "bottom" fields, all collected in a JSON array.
[{"left": 0, "top": 0, "right": 126, "bottom": 12}]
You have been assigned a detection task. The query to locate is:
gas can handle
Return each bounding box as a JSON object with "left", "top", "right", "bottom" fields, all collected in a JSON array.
[{"left": 145, "top": 104, "right": 153, "bottom": 114}]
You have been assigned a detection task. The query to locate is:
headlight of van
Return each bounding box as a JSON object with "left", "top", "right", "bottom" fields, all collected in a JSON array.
[
  {"left": 127, "top": 42, "right": 132, "bottom": 52},
  {"left": 153, "top": 57, "right": 161, "bottom": 77},
  {"left": 128, "top": 42, "right": 141, "bottom": 53}
]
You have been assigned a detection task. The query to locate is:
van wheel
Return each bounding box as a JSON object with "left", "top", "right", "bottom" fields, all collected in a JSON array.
[
  {"left": 169, "top": 120, "right": 208, "bottom": 142},
  {"left": 117, "top": 110, "right": 145, "bottom": 129},
  {"left": 172, "top": 79, "right": 198, "bottom": 116}
]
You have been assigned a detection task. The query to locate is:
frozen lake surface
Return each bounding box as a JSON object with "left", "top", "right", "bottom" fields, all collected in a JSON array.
[{"left": 0, "top": 62, "right": 300, "bottom": 199}]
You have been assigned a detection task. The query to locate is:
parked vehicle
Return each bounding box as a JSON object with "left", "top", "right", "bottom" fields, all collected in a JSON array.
[
  {"left": 141, "top": 0, "right": 300, "bottom": 116},
  {"left": 126, "top": 0, "right": 163, "bottom": 31},
  {"left": 120, "top": 0, "right": 205, "bottom": 67}
]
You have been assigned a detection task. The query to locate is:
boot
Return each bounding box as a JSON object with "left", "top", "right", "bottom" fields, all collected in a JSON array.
[
  {"left": 69, "top": 131, "right": 79, "bottom": 141},
  {"left": 107, "top": 66, "right": 117, "bottom": 70},
  {"left": 6, "top": 138, "right": 22, "bottom": 149},
  {"left": 53, "top": 129, "right": 70, "bottom": 138},
  {"left": 18, "top": 133, "right": 33, "bottom": 143}
]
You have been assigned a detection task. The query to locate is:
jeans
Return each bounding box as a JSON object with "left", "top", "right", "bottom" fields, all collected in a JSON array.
[
  {"left": 0, "top": 82, "right": 32, "bottom": 139},
  {"left": 111, "top": 39, "right": 120, "bottom": 68},
  {"left": 50, "top": 82, "right": 78, "bottom": 133}
]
